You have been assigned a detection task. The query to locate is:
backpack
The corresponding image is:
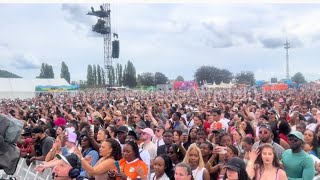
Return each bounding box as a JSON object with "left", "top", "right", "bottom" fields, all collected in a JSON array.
[{"left": 0, "top": 114, "right": 23, "bottom": 144}]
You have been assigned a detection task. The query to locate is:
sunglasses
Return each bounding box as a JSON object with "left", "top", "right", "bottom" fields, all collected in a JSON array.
[
  {"left": 269, "top": 113, "right": 274, "bottom": 115},
  {"left": 259, "top": 130, "right": 269, "bottom": 135},
  {"left": 167, "top": 151, "right": 174, "bottom": 154},
  {"left": 288, "top": 137, "right": 299, "bottom": 143},
  {"left": 81, "top": 136, "right": 89, "bottom": 141}
]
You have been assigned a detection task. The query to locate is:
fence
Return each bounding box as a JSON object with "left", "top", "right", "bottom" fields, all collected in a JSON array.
[{"left": 0, "top": 159, "right": 52, "bottom": 180}]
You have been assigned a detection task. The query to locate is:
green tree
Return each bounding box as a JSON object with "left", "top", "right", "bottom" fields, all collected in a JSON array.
[
  {"left": 116, "top": 63, "right": 123, "bottom": 86},
  {"left": 123, "top": 65, "right": 127, "bottom": 86},
  {"left": 123, "top": 60, "right": 137, "bottom": 88},
  {"left": 155, "top": 72, "right": 168, "bottom": 85},
  {"left": 87, "top": 65, "right": 94, "bottom": 87},
  {"left": 60, "top": 61, "right": 70, "bottom": 83},
  {"left": 107, "top": 66, "right": 116, "bottom": 87},
  {"left": 194, "top": 66, "right": 233, "bottom": 84},
  {"left": 235, "top": 71, "right": 255, "bottom": 86},
  {"left": 194, "top": 66, "right": 218, "bottom": 85},
  {"left": 175, "top": 75, "right": 184, "bottom": 81},
  {"left": 101, "top": 67, "right": 106, "bottom": 86},
  {"left": 93, "top": 65, "right": 97, "bottom": 86},
  {"left": 139, "top": 72, "right": 155, "bottom": 86},
  {"left": 291, "top": 72, "right": 306, "bottom": 84},
  {"left": 37, "top": 63, "right": 54, "bottom": 78},
  {"left": 97, "top": 65, "right": 102, "bottom": 87}
]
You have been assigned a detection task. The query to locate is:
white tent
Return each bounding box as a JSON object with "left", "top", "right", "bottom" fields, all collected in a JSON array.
[
  {"left": 206, "top": 81, "right": 235, "bottom": 89},
  {"left": 0, "top": 78, "right": 71, "bottom": 99}
]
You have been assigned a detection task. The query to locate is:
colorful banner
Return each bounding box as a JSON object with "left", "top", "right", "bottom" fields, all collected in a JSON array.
[
  {"left": 35, "top": 85, "right": 79, "bottom": 92},
  {"left": 173, "top": 81, "right": 198, "bottom": 90},
  {"left": 262, "top": 84, "right": 288, "bottom": 91}
]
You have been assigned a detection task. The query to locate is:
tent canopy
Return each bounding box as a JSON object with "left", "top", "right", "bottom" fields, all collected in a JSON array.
[{"left": 0, "top": 78, "right": 74, "bottom": 99}]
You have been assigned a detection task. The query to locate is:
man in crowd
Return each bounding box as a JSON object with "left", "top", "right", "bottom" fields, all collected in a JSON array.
[
  {"left": 140, "top": 128, "right": 157, "bottom": 160},
  {"left": 282, "top": 131, "right": 315, "bottom": 180},
  {"left": 29, "top": 126, "right": 54, "bottom": 164},
  {"left": 252, "top": 124, "right": 284, "bottom": 159},
  {"left": 53, "top": 153, "right": 81, "bottom": 180}
]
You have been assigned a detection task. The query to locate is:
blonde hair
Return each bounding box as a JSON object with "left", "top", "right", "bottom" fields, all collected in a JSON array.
[{"left": 183, "top": 143, "right": 205, "bottom": 169}]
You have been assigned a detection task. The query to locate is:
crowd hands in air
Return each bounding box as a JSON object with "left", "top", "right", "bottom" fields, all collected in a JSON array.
[{"left": 2, "top": 83, "right": 320, "bottom": 180}]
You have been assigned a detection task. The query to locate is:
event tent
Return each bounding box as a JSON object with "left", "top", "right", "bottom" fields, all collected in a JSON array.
[{"left": 0, "top": 78, "right": 74, "bottom": 99}]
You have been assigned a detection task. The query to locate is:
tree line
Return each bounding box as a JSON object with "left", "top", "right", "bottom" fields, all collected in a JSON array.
[
  {"left": 37, "top": 61, "right": 70, "bottom": 84},
  {"left": 35, "top": 60, "right": 308, "bottom": 88}
]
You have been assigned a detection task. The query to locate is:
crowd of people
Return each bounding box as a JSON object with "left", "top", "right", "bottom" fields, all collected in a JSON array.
[{"left": 2, "top": 83, "right": 320, "bottom": 180}]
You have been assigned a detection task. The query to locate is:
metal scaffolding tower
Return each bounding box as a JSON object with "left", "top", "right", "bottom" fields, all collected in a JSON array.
[
  {"left": 87, "top": 4, "right": 119, "bottom": 88},
  {"left": 284, "top": 40, "right": 290, "bottom": 80}
]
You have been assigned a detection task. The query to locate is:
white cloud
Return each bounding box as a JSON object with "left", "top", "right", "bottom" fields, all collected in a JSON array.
[{"left": 0, "top": 3, "right": 320, "bottom": 82}]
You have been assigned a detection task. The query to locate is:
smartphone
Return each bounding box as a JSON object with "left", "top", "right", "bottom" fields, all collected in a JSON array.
[{"left": 90, "top": 125, "right": 95, "bottom": 134}]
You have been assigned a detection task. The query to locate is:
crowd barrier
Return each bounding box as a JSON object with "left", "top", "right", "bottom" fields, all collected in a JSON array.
[
  {"left": 0, "top": 158, "right": 52, "bottom": 180},
  {"left": 1, "top": 157, "right": 320, "bottom": 180}
]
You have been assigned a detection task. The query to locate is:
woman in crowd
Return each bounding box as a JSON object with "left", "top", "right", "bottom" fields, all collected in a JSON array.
[
  {"left": 278, "top": 120, "right": 291, "bottom": 144},
  {"left": 118, "top": 140, "right": 148, "bottom": 180},
  {"left": 231, "top": 129, "right": 244, "bottom": 158},
  {"left": 193, "top": 115, "right": 204, "bottom": 128},
  {"left": 183, "top": 143, "right": 210, "bottom": 180},
  {"left": 314, "top": 124, "right": 320, "bottom": 145},
  {"left": 90, "top": 128, "right": 111, "bottom": 151},
  {"left": 55, "top": 125, "right": 65, "bottom": 137},
  {"left": 304, "top": 129, "right": 320, "bottom": 158},
  {"left": 200, "top": 141, "right": 213, "bottom": 164},
  {"left": 173, "top": 130, "right": 183, "bottom": 144},
  {"left": 241, "top": 136, "right": 254, "bottom": 162},
  {"left": 167, "top": 144, "right": 184, "bottom": 167},
  {"left": 246, "top": 143, "right": 287, "bottom": 180},
  {"left": 150, "top": 154, "right": 174, "bottom": 180},
  {"left": 174, "top": 162, "right": 194, "bottom": 180},
  {"left": 223, "top": 157, "right": 249, "bottom": 180},
  {"left": 77, "top": 131, "right": 100, "bottom": 178},
  {"left": 75, "top": 138, "right": 122, "bottom": 180},
  {"left": 183, "top": 127, "right": 197, "bottom": 150},
  {"left": 107, "top": 125, "right": 117, "bottom": 139},
  {"left": 241, "top": 121, "right": 254, "bottom": 138},
  {"left": 207, "top": 144, "right": 239, "bottom": 180}
]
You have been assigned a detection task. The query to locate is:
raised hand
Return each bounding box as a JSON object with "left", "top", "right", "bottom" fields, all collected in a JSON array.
[{"left": 248, "top": 148, "right": 260, "bottom": 162}]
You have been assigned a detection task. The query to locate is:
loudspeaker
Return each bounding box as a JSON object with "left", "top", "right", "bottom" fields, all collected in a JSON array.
[{"left": 112, "top": 40, "right": 120, "bottom": 58}]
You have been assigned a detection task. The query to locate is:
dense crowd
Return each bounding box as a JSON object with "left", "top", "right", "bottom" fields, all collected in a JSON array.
[{"left": 2, "top": 83, "right": 320, "bottom": 180}]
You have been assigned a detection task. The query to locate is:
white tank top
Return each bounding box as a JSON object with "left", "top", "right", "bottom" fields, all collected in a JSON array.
[{"left": 192, "top": 167, "right": 205, "bottom": 180}]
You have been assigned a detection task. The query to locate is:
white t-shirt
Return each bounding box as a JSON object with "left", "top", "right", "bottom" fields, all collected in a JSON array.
[
  {"left": 192, "top": 167, "right": 205, "bottom": 180},
  {"left": 150, "top": 172, "right": 170, "bottom": 180},
  {"left": 139, "top": 148, "right": 151, "bottom": 179}
]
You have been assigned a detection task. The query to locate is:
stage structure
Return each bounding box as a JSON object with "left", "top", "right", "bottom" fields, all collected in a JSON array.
[{"left": 87, "top": 4, "right": 120, "bottom": 87}]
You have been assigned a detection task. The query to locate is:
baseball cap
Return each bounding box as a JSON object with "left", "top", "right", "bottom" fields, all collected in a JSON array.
[
  {"left": 31, "top": 127, "right": 44, "bottom": 134},
  {"left": 21, "top": 128, "right": 32, "bottom": 136},
  {"left": 136, "top": 121, "right": 146, "bottom": 129},
  {"left": 225, "top": 157, "right": 246, "bottom": 172},
  {"left": 141, "top": 128, "right": 155, "bottom": 137},
  {"left": 56, "top": 153, "right": 80, "bottom": 169},
  {"left": 67, "top": 132, "right": 77, "bottom": 144},
  {"left": 127, "top": 130, "right": 138, "bottom": 140},
  {"left": 259, "top": 124, "right": 272, "bottom": 132},
  {"left": 288, "top": 131, "right": 304, "bottom": 142},
  {"left": 155, "top": 124, "right": 165, "bottom": 130},
  {"left": 117, "top": 126, "right": 128, "bottom": 133}
]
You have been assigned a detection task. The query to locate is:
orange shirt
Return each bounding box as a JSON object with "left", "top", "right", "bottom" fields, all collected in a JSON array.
[{"left": 119, "top": 158, "right": 148, "bottom": 180}]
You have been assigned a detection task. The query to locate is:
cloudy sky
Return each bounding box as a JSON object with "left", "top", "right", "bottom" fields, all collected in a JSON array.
[{"left": 1, "top": 3, "right": 320, "bottom": 82}]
